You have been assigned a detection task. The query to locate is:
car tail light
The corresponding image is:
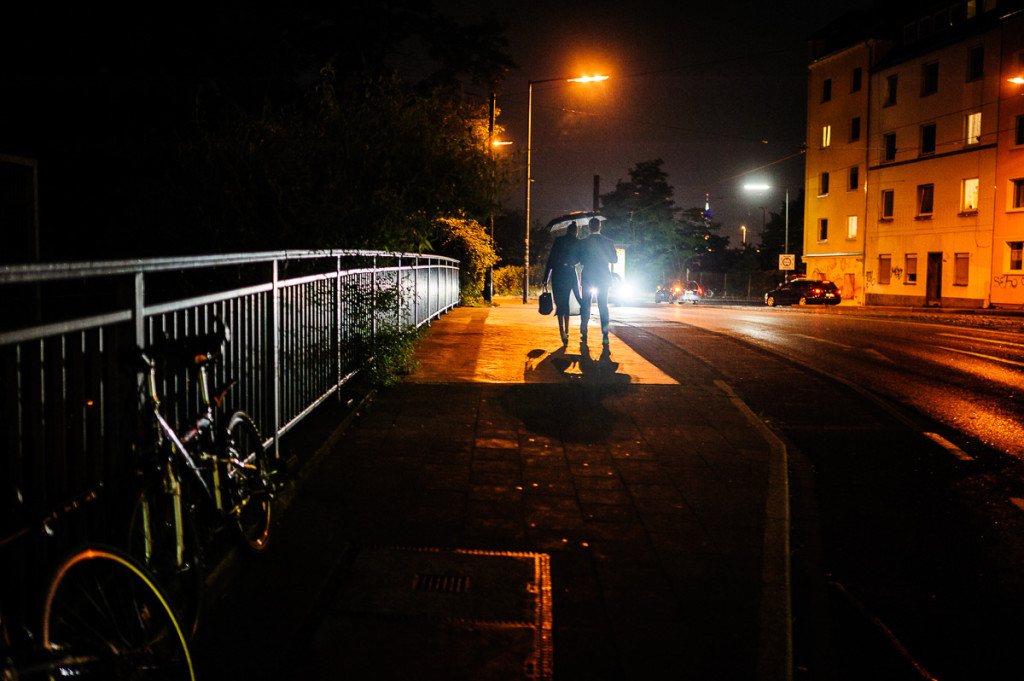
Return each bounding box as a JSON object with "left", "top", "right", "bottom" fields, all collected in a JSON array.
[
  {"left": 696, "top": 285, "right": 704, "bottom": 295},
  {"left": 812, "top": 288, "right": 822, "bottom": 295}
]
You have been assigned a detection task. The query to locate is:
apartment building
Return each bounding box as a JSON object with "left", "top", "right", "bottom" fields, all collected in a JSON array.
[
  {"left": 993, "top": 10, "right": 1024, "bottom": 307},
  {"left": 805, "top": 0, "right": 1023, "bottom": 308}
]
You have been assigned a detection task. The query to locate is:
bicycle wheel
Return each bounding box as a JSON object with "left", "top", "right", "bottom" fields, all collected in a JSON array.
[
  {"left": 42, "top": 545, "right": 195, "bottom": 680},
  {"left": 224, "top": 411, "right": 273, "bottom": 552},
  {"left": 127, "top": 486, "right": 205, "bottom": 639}
]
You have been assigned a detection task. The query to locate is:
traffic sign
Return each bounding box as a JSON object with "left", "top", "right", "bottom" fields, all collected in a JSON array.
[{"left": 779, "top": 254, "right": 795, "bottom": 270}]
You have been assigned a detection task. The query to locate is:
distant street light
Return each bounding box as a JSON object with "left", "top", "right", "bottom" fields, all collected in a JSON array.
[
  {"left": 740, "top": 225, "right": 746, "bottom": 245},
  {"left": 523, "top": 74, "right": 609, "bottom": 303},
  {"left": 743, "top": 183, "right": 790, "bottom": 254}
]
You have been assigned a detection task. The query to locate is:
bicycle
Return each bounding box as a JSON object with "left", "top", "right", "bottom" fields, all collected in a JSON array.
[
  {"left": 1, "top": 487, "right": 195, "bottom": 680},
  {"left": 128, "top": 323, "right": 276, "bottom": 639}
]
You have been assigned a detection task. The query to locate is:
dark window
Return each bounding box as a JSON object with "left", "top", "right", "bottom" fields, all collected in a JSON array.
[
  {"left": 885, "top": 75, "right": 898, "bottom": 106},
  {"left": 820, "top": 172, "right": 830, "bottom": 196},
  {"left": 849, "top": 166, "right": 859, "bottom": 191},
  {"left": 1010, "top": 241, "right": 1023, "bottom": 270},
  {"left": 1015, "top": 115, "right": 1024, "bottom": 146},
  {"left": 822, "top": 78, "right": 832, "bottom": 102},
  {"left": 1013, "top": 179, "right": 1024, "bottom": 209},
  {"left": 967, "top": 46, "right": 984, "bottom": 81},
  {"left": 852, "top": 67, "right": 862, "bottom": 92},
  {"left": 850, "top": 116, "right": 861, "bottom": 141},
  {"left": 884, "top": 133, "right": 897, "bottom": 161},
  {"left": 818, "top": 218, "right": 829, "bottom": 241},
  {"left": 879, "top": 255, "right": 892, "bottom": 284},
  {"left": 922, "top": 62, "right": 939, "bottom": 96},
  {"left": 921, "top": 124, "right": 937, "bottom": 155},
  {"left": 918, "top": 184, "right": 934, "bottom": 215},
  {"left": 882, "top": 189, "right": 895, "bottom": 218}
]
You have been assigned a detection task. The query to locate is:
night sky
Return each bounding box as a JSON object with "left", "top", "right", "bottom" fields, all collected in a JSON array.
[
  {"left": 2, "top": 1, "right": 875, "bottom": 256},
  {"left": 434, "top": 0, "right": 876, "bottom": 245}
]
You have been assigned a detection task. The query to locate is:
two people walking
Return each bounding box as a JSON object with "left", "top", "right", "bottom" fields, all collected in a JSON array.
[{"left": 544, "top": 217, "right": 618, "bottom": 346}]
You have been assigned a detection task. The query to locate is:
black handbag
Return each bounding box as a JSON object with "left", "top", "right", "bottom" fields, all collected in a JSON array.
[{"left": 538, "top": 287, "right": 553, "bottom": 315}]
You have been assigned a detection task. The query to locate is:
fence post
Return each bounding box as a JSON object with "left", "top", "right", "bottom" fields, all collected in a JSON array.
[{"left": 271, "top": 259, "right": 281, "bottom": 464}]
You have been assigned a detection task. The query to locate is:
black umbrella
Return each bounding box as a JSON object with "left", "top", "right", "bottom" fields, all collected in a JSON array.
[{"left": 545, "top": 211, "right": 605, "bottom": 234}]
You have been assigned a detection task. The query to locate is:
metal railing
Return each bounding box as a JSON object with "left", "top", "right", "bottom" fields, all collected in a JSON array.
[{"left": 0, "top": 250, "right": 460, "bottom": 533}]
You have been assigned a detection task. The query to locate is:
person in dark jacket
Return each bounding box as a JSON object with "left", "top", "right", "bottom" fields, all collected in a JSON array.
[
  {"left": 544, "top": 222, "right": 582, "bottom": 346},
  {"left": 578, "top": 217, "right": 617, "bottom": 344}
]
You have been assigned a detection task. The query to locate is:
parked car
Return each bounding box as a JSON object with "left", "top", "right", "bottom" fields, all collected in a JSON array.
[
  {"left": 764, "top": 279, "right": 841, "bottom": 306},
  {"left": 655, "top": 281, "right": 704, "bottom": 304}
]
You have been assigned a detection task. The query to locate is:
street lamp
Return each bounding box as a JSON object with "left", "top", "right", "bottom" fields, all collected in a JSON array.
[
  {"left": 523, "top": 74, "right": 609, "bottom": 303},
  {"left": 740, "top": 225, "right": 746, "bottom": 245},
  {"left": 743, "top": 184, "right": 790, "bottom": 254}
]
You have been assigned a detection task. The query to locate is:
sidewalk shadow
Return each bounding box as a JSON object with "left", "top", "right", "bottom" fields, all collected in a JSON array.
[{"left": 509, "top": 342, "right": 632, "bottom": 443}]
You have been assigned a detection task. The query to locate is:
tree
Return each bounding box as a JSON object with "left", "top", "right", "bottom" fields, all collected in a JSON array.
[{"left": 599, "top": 160, "right": 677, "bottom": 288}]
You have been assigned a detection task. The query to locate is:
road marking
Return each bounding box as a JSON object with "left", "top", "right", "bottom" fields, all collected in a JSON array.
[
  {"left": 933, "top": 345, "right": 1024, "bottom": 369},
  {"left": 937, "top": 332, "right": 1024, "bottom": 349},
  {"left": 794, "top": 333, "right": 854, "bottom": 349},
  {"left": 923, "top": 432, "right": 973, "bottom": 461}
]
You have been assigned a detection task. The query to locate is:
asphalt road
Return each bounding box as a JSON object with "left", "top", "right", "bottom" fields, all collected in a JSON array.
[{"left": 609, "top": 302, "right": 1024, "bottom": 679}]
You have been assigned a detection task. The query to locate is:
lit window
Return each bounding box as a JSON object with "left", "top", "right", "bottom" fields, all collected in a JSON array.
[
  {"left": 961, "top": 178, "right": 979, "bottom": 212},
  {"left": 882, "top": 189, "right": 895, "bottom": 218},
  {"left": 921, "top": 124, "right": 936, "bottom": 155},
  {"left": 966, "top": 112, "right": 981, "bottom": 144},
  {"left": 906, "top": 254, "right": 918, "bottom": 283},
  {"left": 917, "top": 184, "right": 934, "bottom": 216},
  {"left": 879, "top": 255, "right": 892, "bottom": 284},
  {"left": 1008, "top": 241, "right": 1023, "bottom": 271},
  {"left": 847, "top": 215, "right": 858, "bottom": 239},
  {"left": 822, "top": 125, "right": 831, "bottom": 148},
  {"left": 954, "top": 253, "right": 969, "bottom": 286},
  {"left": 818, "top": 218, "right": 829, "bottom": 241},
  {"left": 849, "top": 166, "right": 859, "bottom": 191}
]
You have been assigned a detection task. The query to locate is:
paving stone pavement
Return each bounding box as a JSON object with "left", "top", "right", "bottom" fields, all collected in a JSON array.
[{"left": 195, "top": 298, "right": 791, "bottom": 681}]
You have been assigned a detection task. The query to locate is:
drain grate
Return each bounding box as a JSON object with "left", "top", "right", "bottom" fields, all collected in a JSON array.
[{"left": 412, "top": 573, "right": 470, "bottom": 594}]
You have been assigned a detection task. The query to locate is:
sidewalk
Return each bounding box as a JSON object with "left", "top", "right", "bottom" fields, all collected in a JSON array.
[{"left": 196, "top": 297, "right": 792, "bottom": 680}]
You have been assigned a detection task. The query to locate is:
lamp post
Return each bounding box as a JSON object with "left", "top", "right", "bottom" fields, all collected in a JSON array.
[
  {"left": 523, "top": 74, "right": 609, "bottom": 303},
  {"left": 744, "top": 184, "right": 790, "bottom": 253}
]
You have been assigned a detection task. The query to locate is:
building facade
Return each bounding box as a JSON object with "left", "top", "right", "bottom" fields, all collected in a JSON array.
[{"left": 804, "top": 0, "right": 1024, "bottom": 308}]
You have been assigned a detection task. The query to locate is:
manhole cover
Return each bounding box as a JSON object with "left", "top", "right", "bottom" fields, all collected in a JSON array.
[{"left": 317, "top": 546, "right": 552, "bottom": 680}]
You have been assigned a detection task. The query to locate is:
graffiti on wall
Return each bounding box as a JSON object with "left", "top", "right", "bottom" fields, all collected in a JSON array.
[{"left": 993, "top": 274, "right": 1023, "bottom": 289}]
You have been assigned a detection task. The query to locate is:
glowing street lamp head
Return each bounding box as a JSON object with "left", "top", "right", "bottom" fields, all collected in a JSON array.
[
  {"left": 744, "top": 183, "right": 771, "bottom": 191},
  {"left": 1009, "top": 76, "right": 1024, "bottom": 85},
  {"left": 569, "top": 75, "right": 610, "bottom": 83}
]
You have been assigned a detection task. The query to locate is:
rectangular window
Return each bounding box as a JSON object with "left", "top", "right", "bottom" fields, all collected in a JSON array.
[
  {"left": 852, "top": 67, "right": 862, "bottom": 92},
  {"left": 967, "top": 46, "right": 984, "bottom": 81},
  {"left": 906, "top": 254, "right": 918, "bottom": 283},
  {"left": 822, "top": 78, "right": 832, "bottom": 102},
  {"left": 820, "top": 172, "right": 830, "bottom": 196},
  {"left": 850, "top": 116, "right": 861, "bottom": 141},
  {"left": 917, "top": 184, "right": 934, "bottom": 216},
  {"left": 879, "top": 255, "right": 892, "bottom": 284},
  {"left": 954, "top": 253, "right": 969, "bottom": 286},
  {"left": 922, "top": 62, "right": 939, "bottom": 95},
  {"left": 818, "top": 218, "right": 829, "bottom": 241},
  {"left": 1012, "top": 179, "right": 1024, "bottom": 209},
  {"left": 822, "top": 125, "right": 831, "bottom": 148},
  {"left": 1014, "top": 115, "right": 1024, "bottom": 146},
  {"left": 847, "top": 215, "right": 858, "bottom": 239},
  {"left": 966, "top": 112, "right": 981, "bottom": 144},
  {"left": 885, "top": 74, "right": 898, "bottom": 106},
  {"left": 921, "top": 124, "right": 937, "bottom": 155},
  {"left": 961, "top": 178, "right": 979, "bottom": 212},
  {"left": 882, "top": 189, "right": 895, "bottom": 218},
  {"left": 849, "top": 166, "right": 859, "bottom": 191},
  {"left": 1008, "top": 241, "right": 1023, "bottom": 271},
  {"left": 884, "top": 133, "right": 897, "bottom": 162}
]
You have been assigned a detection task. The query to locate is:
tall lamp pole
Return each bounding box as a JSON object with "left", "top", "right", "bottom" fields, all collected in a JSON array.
[{"left": 523, "top": 74, "right": 609, "bottom": 304}]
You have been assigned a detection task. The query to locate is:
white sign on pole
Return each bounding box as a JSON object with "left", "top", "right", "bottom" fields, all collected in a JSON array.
[{"left": 779, "top": 254, "right": 795, "bottom": 270}]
